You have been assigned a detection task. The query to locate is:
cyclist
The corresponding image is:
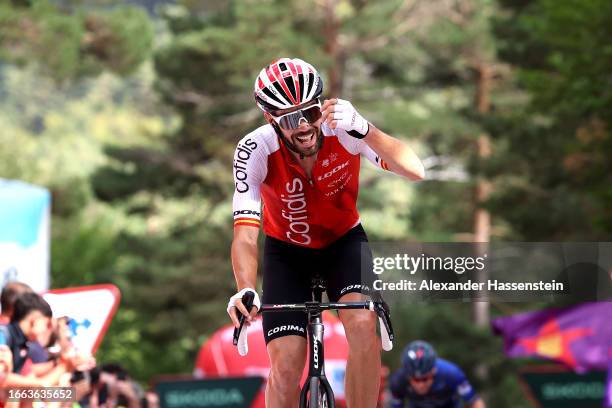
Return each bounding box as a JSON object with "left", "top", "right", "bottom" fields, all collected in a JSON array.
[
  {"left": 228, "top": 57, "right": 425, "bottom": 408},
  {"left": 389, "top": 340, "right": 486, "bottom": 408}
]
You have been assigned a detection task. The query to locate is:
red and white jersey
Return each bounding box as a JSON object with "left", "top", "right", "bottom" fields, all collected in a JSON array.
[{"left": 232, "top": 123, "right": 389, "bottom": 248}]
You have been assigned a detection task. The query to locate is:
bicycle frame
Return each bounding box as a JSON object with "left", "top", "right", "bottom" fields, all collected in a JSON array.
[
  {"left": 233, "top": 285, "right": 394, "bottom": 408},
  {"left": 302, "top": 304, "right": 334, "bottom": 408}
]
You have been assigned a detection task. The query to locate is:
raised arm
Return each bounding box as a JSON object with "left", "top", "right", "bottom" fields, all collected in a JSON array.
[
  {"left": 321, "top": 98, "right": 425, "bottom": 181},
  {"left": 362, "top": 124, "right": 425, "bottom": 181}
]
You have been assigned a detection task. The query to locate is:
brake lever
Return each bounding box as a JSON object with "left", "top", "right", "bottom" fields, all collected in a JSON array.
[
  {"left": 232, "top": 291, "right": 255, "bottom": 346},
  {"left": 382, "top": 300, "right": 394, "bottom": 334},
  {"left": 374, "top": 301, "right": 395, "bottom": 342},
  {"left": 363, "top": 298, "right": 393, "bottom": 351}
]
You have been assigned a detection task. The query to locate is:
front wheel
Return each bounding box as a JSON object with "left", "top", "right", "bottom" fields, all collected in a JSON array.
[
  {"left": 309, "top": 377, "right": 331, "bottom": 408},
  {"left": 309, "top": 377, "right": 320, "bottom": 408},
  {"left": 299, "top": 377, "right": 334, "bottom": 408}
]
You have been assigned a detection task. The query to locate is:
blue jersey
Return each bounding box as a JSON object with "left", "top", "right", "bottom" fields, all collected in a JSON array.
[{"left": 389, "top": 358, "right": 478, "bottom": 408}]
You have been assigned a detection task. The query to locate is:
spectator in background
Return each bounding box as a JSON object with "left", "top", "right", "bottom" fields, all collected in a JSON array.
[
  {"left": 0, "top": 282, "right": 34, "bottom": 324},
  {"left": 0, "top": 288, "right": 95, "bottom": 408},
  {"left": 142, "top": 390, "right": 160, "bottom": 408},
  {"left": 0, "top": 332, "right": 12, "bottom": 385},
  {"left": 75, "top": 363, "right": 142, "bottom": 408},
  {"left": 0, "top": 283, "right": 95, "bottom": 379},
  {"left": 0, "top": 293, "right": 74, "bottom": 387},
  {"left": 389, "top": 340, "right": 486, "bottom": 408},
  {"left": 0, "top": 281, "right": 51, "bottom": 374}
]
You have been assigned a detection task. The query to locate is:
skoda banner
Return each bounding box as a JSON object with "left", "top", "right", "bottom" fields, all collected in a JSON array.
[
  {"left": 0, "top": 179, "right": 50, "bottom": 292},
  {"left": 155, "top": 377, "right": 264, "bottom": 408},
  {"left": 520, "top": 365, "right": 607, "bottom": 408}
]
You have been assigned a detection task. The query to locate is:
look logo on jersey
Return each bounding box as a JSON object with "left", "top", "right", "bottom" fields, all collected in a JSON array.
[
  {"left": 232, "top": 123, "right": 389, "bottom": 249},
  {"left": 261, "top": 128, "right": 361, "bottom": 248}
]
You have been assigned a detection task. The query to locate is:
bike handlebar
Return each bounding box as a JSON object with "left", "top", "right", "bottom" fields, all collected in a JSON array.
[
  {"left": 232, "top": 290, "right": 255, "bottom": 356},
  {"left": 233, "top": 294, "right": 395, "bottom": 355}
]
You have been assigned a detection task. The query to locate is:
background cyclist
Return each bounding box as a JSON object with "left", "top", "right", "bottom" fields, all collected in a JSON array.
[
  {"left": 228, "top": 57, "right": 424, "bottom": 408},
  {"left": 389, "top": 340, "right": 486, "bottom": 408}
]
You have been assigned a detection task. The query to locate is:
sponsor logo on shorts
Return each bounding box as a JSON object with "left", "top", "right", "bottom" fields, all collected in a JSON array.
[
  {"left": 340, "top": 284, "right": 371, "bottom": 294},
  {"left": 267, "top": 325, "right": 306, "bottom": 337}
]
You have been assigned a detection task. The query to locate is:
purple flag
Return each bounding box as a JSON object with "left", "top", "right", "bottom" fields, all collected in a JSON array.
[
  {"left": 607, "top": 355, "right": 612, "bottom": 408},
  {"left": 492, "top": 302, "right": 612, "bottom": 373}
]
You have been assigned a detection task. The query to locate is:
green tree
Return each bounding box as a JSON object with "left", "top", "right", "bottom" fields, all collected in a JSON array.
[
  {"left": 4, "top": 2, "right": 599, "bottom": 405},
  {"left": 142, "top": 4, "right": 528, "bottom": 407},
  {"left": 0, "top": 0, "right": 161, "bottom": 380},
  {"left": 0, "top": 0, "right": 153, "bottom": 81},
  {"left": 485, "top": 0, "right": 612, "bottom": 240}
]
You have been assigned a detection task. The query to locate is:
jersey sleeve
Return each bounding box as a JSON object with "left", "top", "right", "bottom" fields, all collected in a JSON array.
[
  {"left": 232, "top": 135, "right": 267, "bottom": 229},
  {"left": 359, "top": 143, "right": 391, "bottom": 171},
  {"left": 449, "top": 365, "right": 478, "bottom": 404},
  {"left": 335, "top": 128, "right": 390, "bottom": 171},
  {"left": 388, "top": 369, "right": 406, "bottom": 408}
]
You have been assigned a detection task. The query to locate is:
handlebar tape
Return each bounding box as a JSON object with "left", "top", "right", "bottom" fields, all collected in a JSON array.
[{"left": 232, "top": 291, "right": 255, "bottom": 356}]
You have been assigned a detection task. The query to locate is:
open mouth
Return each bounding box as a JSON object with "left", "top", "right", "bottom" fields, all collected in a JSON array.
[{"left": 294, "top": 130, "right": 316, "bottom": 148}]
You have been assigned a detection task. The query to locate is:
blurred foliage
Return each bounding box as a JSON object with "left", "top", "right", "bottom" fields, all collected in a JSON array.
[
  {"left": 0, "top": 0, "right": 153, "bottom": 80},
  {"left": 0, "top": 0, "right": 609, "bottom": 406},
  {"left": 488, "top": 0, "right": 612, "bottom": 239}
]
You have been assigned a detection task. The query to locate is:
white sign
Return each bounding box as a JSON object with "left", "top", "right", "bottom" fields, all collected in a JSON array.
[
  {"left": 0, "top": 179, "right": 50, "bottom": 292},
  {"left": 43, "top": 285, "right": 121, "bottom": 354}
]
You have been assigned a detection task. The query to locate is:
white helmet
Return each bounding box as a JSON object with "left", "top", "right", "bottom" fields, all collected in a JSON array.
[{"left": 254, "top": 58, "right": 323, "bottom": 112}]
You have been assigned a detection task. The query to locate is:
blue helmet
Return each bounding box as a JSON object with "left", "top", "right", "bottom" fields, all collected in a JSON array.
[{"left": 401, "top": 340, "right": 437, "bottom": 377}]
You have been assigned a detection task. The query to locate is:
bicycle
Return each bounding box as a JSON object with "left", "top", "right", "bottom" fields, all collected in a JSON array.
[{"left": 233, "top": 275, "right": 394, "bottom": 408}]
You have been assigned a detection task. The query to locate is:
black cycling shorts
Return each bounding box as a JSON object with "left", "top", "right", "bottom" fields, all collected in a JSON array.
[{"left": 262, "top": 223, "right": 374, "bottom": 344}]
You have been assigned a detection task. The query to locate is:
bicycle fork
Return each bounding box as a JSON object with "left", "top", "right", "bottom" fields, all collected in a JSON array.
[{"left": 299, "top": 311, "right": 335, "bottom": 408}]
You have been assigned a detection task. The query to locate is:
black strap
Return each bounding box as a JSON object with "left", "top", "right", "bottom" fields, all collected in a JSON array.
[{"left": 346, "top": 122, "right": 370, "bottom": 139}]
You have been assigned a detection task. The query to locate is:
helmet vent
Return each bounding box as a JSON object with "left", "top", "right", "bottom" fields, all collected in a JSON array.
[
  {"left": 298, "top": 74, "right": 305, "bottom": 102},
  {"left": 262, "top": 87, "right": 284, "bottom": 107},
  {"left": 272, "top": 82, "right": 290, "bottom": 105},
  {"left": 306, "top": 73, "right": 315, "bottom": 96},
  {"left": 284, "top": 77, "right": 297, "bottom": 102}
]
